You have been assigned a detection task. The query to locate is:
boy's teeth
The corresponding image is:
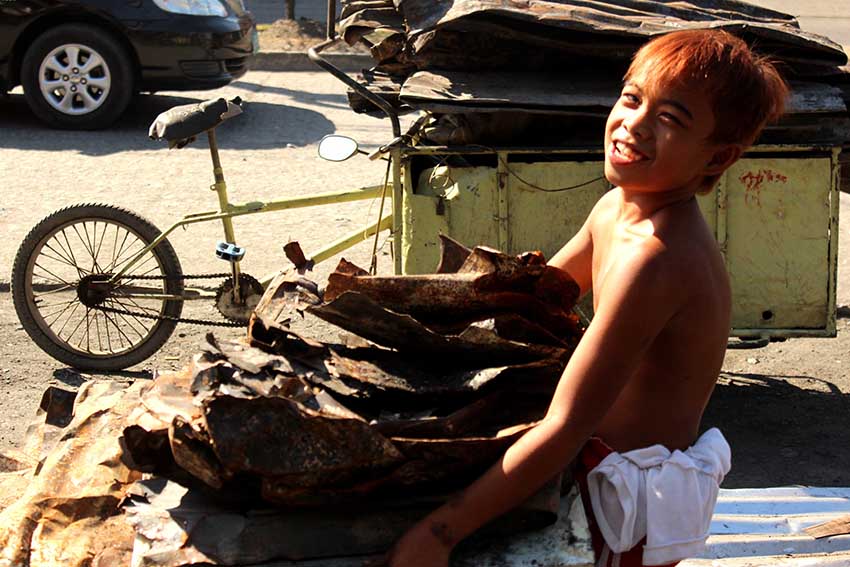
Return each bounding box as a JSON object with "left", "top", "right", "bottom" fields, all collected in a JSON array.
[{"left": 617, "top": 142, "right": 642, "bottom": 160}]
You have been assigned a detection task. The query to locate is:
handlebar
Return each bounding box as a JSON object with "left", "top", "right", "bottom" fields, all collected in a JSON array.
[{"left": 307, "top": 0, "right": 402, "bottom": 138}]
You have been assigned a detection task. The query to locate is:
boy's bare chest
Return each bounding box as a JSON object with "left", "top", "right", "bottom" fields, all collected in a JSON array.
[{"left": 590, "top": 225, "right": 648, "bottom": 306}]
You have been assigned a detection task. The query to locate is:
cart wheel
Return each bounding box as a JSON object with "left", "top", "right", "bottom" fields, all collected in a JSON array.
[{"left": 11, "top": 204, "right": 183, "bottom": 370}]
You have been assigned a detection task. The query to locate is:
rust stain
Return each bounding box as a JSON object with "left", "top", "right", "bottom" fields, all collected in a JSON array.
[{"left": 739, "top": 169, "right": 788, "bottom": 207}]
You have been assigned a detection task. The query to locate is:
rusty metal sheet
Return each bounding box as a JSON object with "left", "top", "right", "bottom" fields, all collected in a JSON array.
[
  {"left": 392, "top": 421, "right": 536, "bottom": 463},
  {"left": 0, "top": 381, "right": 144, "bottom": 567},
  {"left": 401, "top": 69, "right": 618, "bottom": 115},
  {"left": 249, "top": 270, "right": 322, "bottom": 343},
  {"left": 126, "top": 473, "right": 567, "bottom": 565},
  {"left": 436, "top": 233, "right": 472, "bottom": 273},
  {"left": 347, "top": 68, "right": 410, "bottom": 116},
  {"left": 339, "top": 6, "right": 406, "bottom": 60},
  {"left": 325, "top": 246, "right": 577, "bottom": 312},
  {"left": 310, "top": 291, "right": 569, "bottom": 362},
  {"left": 319, "top": 254, "right": 581, "bottom": 339},
  {"left": 396, "top": 0, "right": 846, "bottom": 66},
  {"left": 341, "top": 0, "right": 394, "bottom": 20},
  {"left": 203, "top": 332, "right": 295, "bottom": 378},
  {"left": 120, "top": 335, "right": 564, "bottom": 505},
  {"left": 201, "top": 392, "right": 404, "bottom": 485},
  {"left": 340, "top": 5, "right": 403, "bottom": 36},
  {"left": 326, "top": 347, "right": 564, "bottom": 397},
  {"left": 345, "top": 0, "right": 849, "bottom": 122},
  {"left": 401, "top": 72, "right": 848, "bottom": 116},
  {"left": 115, "top": 241, "right": 583, "bottom": 534}
]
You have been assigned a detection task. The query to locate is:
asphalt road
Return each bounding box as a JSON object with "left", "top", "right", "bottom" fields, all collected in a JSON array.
[
  {"left": 1, "top": 21, "right": 850, "bottom": 489},
  {"left": 0, "top": 70, "right": 398, "bottom": 289}
]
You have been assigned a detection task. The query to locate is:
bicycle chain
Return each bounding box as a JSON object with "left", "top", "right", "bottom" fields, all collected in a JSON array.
[{"left": 91, "top": 272, "right": 246, "bottom": 328}]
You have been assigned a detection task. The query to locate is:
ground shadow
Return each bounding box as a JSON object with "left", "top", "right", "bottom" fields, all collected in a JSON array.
[
  {"left": 702, "top": 372, "right": 850, "bottom": 488},
  {"left": 230, "top": 80, "right": 351, "bottom": 111},
  {"left": 0, "top": 92, "right": 335, "bottom": 154},
  {"left": 52, "top": 367, "right": 152, "bottom": 388}
]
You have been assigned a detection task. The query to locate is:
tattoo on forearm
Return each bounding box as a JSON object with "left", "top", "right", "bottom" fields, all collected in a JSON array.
[{"left": 430, "top": 521, "right": 455, "bottom": 547}]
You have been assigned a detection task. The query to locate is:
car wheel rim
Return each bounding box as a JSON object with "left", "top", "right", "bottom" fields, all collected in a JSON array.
[{"left": 38, "top": 43, "right": 112, "bottom": 116}]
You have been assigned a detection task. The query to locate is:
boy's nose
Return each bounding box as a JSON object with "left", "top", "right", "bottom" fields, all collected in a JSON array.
[{"left": 623, "top": 109, "right": 652, "bottom": 140}]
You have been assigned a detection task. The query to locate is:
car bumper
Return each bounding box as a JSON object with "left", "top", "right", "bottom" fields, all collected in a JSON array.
[{"left": 128, "top": 12, "right": 257, "bottom": 91}]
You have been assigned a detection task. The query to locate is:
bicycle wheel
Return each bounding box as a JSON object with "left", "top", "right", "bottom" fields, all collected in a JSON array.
[{"left": 12, "top": 203, "right": 184, "bottom": 370}]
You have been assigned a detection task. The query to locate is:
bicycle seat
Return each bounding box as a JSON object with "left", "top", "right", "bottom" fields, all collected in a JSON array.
[{"left": 148, "top": 97, "right": 243, "bottom": 148}]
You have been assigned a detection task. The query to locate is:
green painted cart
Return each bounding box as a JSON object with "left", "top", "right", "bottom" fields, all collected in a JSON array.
[{"left": 396, "top": 144, "right": 842, "bottom": 339}]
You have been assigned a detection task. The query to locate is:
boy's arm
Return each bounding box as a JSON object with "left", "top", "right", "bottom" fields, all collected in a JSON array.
[
  {"left": 388, "top": 249, "right": 682, "bottom": 567},
  {"left": 547, "top": 193, "right": 609, "bottom": 296}
]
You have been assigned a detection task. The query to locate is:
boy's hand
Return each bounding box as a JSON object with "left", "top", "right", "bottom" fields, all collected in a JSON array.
[{"left": 385, "top": 520, "right": 452, "bottom": 567}]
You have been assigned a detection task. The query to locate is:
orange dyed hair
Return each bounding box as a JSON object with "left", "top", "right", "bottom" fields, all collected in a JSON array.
[{"left": 626, "top": 29, "right": 789, "bottom": 147}]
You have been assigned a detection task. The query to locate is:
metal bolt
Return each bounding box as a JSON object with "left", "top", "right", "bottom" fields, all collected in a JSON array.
[
  {"left": 72, "top": 68, "right": 79, "bottom": 74},
  {"left": 62, "top": 75, "right": 69, "bottom": 81},
  {"left": 70, "top": 86, "right": 77, "bottom": 93},
  {"left": 81, "top": 79, "right": 87, "bottom": 85}
]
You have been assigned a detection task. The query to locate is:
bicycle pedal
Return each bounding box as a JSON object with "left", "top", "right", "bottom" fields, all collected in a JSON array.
[{"left": 216, "top": 242, "right": 246, "bottom": 262}]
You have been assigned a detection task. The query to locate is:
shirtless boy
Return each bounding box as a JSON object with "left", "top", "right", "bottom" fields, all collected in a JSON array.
[{"left": 388, "top": 30, "right": 788, "bottom": 567}]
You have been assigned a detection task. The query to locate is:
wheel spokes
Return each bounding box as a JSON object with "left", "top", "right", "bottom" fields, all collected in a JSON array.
[
  {"left": 39, "top": 44, "right": 110, "bottom": 115},
  {"left": 79, "top": 51, "right": 104, "bottom": 75},
  {"left": 65, "top": 46, "right": 81, "bottom": 69},
  {"left": 44, "top": 55, "right": 68, "bottom": 74},
  {"left": 28, "top": 218, "right": 168, "bottom": 357}
]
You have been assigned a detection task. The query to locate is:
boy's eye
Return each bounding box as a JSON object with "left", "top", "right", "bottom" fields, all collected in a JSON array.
[
  {"left": 659, "top": 112, "right": 683, "bottom": 126},
  {"left": 622, "top": 93, "right": 640, "bottom": 104}
]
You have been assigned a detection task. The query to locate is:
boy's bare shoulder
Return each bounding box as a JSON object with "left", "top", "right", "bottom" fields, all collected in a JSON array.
[
  {"left": 615, "top": 237, "right": 684, "bottom": 283},
  {"left": 583, "top": 189, "right": 619, "bottom": 241},
  {"left": 599, "top": 230, "right": 703, "bottom": 311}
]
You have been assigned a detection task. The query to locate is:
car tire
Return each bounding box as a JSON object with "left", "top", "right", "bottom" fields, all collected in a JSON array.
[{"left": 21, "top": 23, "right": 134, "bottom": 130}]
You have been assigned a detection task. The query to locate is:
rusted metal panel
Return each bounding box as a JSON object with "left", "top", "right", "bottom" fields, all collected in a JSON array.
[
  {"left": 340, "top": 0, "right": 849, "bottom": 136},
  {"left": 0, "top": 242, "right": 589, "bottom": 565},
  {"left": 400, "top": 70, "right": 618, "bottom": 115},
  {"left": 121, "top": 246, "right": 581, "bottom": 508},
  {"left": 310, "top": 291, "right": 570, "bottom": 362},
  {"left": 203, "top": 394, "right": 403, "bottom": 482},
  {"left": 322, "top": 247, "right": 581, "bottom": 337},
  {"left": 125, "top": 475, "right": 572, "bottom": 566},
  {"left": 395, "top": 0, "right": 845, "bottom": 66},
  {"left": 399, "top": 72, "right": 847, "bottom": 116},
  {"left": 0, "top": 381, "right": 144, "bottom": 567}
]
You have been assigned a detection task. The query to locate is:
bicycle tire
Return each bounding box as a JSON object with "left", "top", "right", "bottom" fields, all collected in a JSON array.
[{"left": 11, "top": 203, "right": 183, "bottom": 370}]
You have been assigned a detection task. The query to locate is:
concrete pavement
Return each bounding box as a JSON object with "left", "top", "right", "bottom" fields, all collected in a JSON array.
[
  {"left": 2, "top": 0, "right": 849, "bottom": 291},
  {"left": 0, "top": 70, "right": 402, "bottom": 289},
  {"left": 746, "top": 0, "right": 850, "bottom": 46}
]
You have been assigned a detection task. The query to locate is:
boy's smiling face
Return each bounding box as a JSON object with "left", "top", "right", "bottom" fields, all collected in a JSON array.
[{"left": 604, "top": 71, "right": 736, "bottom": 195}]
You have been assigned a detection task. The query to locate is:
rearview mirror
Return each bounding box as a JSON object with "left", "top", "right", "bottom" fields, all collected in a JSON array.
[{"left": 318, "top": 135, "right": 359, "bottom": 162}]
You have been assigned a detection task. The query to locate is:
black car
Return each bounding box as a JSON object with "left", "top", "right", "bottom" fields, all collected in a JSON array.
[{"left": 0, "top": 0, "right": 257, "bottom": 129}]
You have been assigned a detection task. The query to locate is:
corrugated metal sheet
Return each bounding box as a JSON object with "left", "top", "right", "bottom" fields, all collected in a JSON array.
[
  {"left": 340, "top": 0, "right": 850, "bottom": 145},
  {"left": 399, "top": 72, "right": 847, "bottom": 116},
  {"left": 395, "top": 0, "right": 846, "bottom": 66},
  {"left": 680, "top": 487, "right": 850, "bottom": 566}
]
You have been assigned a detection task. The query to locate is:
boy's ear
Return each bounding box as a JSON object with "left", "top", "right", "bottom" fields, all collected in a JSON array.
[{"left": 703, "top": 144, "right": 743, "bottom": 176}]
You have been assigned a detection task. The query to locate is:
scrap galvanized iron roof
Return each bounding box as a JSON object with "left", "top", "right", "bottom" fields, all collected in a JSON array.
[
  {"left": 340, "top": 0, "right": 850, "bottom": 140},
  {"left": 395, "top": 0, "right": 845, "bottom": 64}
]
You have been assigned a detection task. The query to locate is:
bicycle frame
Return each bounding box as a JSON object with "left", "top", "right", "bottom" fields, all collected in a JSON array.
[
  {"left": 108, "top": 127, "right": 394, "bottom": 299},
  {"left": 110, "top": 7, "right": 409, "bottom": 299}
]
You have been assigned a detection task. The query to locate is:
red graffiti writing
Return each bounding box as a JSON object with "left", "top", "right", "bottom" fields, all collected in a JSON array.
[{"left": 739, "top": 169, "right": 788, "bottom": 206}]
